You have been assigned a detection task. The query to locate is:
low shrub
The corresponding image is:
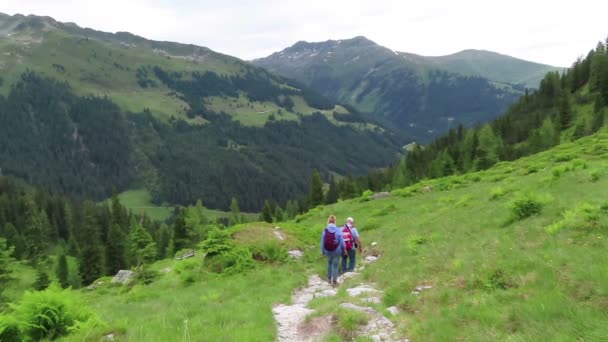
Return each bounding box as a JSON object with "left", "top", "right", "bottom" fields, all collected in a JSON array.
[
  {"left": 489, "top": 187, "right": 508, "bottom": 200},
  {"left": 199, "top": 228, "right": 254, "bottom": 275},
  {"left": 336, "top": 308, "right": 368, "bottom": 340},
  {"left": 588, "top": 169, "right": 601, "bottom": 182},
  {"left": 5, "top": 284, "right": 100, "bottom": 341},
  {"left": 510, "top": 194, "right": 543, "bottom": 221}
]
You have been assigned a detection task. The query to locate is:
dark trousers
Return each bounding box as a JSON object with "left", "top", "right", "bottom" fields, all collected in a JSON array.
[{"left": 341, "top": 248, "right": 356, "bottom": 272}]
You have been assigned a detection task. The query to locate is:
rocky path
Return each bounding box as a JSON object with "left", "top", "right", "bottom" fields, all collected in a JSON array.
[{"left": 273, "top": 251, "right": 409, "bottom": 341}]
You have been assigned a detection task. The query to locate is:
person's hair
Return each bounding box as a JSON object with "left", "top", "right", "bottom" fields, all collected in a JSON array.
[
  {"left": 347, "top": 217, "right": 354, "bottom": 224},
  {"left": 327, "top": 215, "right": 336, "bottom": 224}
]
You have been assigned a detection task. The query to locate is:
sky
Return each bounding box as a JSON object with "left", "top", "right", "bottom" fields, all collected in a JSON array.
[{"left": 2, "top": 0, "right": 607, "bottom": 66}]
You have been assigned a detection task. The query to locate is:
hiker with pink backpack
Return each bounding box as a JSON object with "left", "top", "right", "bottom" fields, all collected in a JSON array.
[
  {"left": 340, "top": 217, "right": 363, "bottom": 273},
  {"left": 321, "top": 215, "right": 346, "bottom": 285}
]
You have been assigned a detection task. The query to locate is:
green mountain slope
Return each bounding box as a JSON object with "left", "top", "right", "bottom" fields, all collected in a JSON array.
[
  {"left": 402, "top": 49, "right": 563, "bottom": 88},
  {"left": 254, "top": 37, "right": 560, "bottom": 140},
  {"left": 0, "top": 13, "right": 367, "bottom": 127},
  {"left": 0, "top": 14, "right": 403, "bottom": 211}
]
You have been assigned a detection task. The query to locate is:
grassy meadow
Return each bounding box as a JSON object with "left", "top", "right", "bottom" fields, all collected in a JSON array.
[{"left": 4, "top": 132, "right": 608, "bottom": 341}]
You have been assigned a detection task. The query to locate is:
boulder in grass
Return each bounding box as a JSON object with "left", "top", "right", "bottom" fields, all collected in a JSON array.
[{"left": 111, "top": 270, "right": 134, "bottom": 284}]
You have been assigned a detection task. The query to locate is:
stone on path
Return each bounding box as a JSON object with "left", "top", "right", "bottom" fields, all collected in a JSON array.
[
  {"left": 347, "top": 284, "right": 383, "bottom": 297},
  {"left": 387, "top": 306, "right": 400, "bottom": 315},
  {"left": 288, "top": 249, "right": 303, "bottom": 259},
  {"left": 364, "top": 255, "right": 378, "bottom": 264},
  {"left": 273, "top": 274, "right": 336, "bottom": 341},
  {"left": 338, "top": 303, "right": 405, "bottom": 342}
]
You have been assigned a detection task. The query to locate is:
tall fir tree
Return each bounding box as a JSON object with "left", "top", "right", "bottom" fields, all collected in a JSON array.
[
  {"left": 129, "top": 221, "right": 157, "bottom": 267},
  {"left": 0, "top": 237, "right": 15, "bottom": 297},
  {"left": 309, "top": 170, "right": 324, "bottom": 207},
  {"left": 229, "top": 197, "right": 242, "bottom": 226},
  {"left": 33, "top": 269, "right": 51, "bottom": 291},
  {"left": 157, "top": 224, "right": 171, "bottom": 259},
  {"left": 78, "top": 201, "right": 105, "bottom": 285},
  {"left": 262, "top": 200, "right": 273, "bottom": 223},
  {"left": 325, "top": 177, "right": 340, "bottom": 204},
  {"left": 23, "top": 207, "right": 51, "bottom": 263},
  {"left": 106, "top": 223, "right": 128, "bottom": 274},
  {"left": 56, "top": 253, "right": 69, "bottom": 288}
]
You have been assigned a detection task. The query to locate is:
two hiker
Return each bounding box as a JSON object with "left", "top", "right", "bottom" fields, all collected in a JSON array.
[{"left": 321, "top": 215, "right": 363, "bottom": 285}]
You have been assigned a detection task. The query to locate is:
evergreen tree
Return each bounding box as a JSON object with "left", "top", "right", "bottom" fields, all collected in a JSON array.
[
  {"left": 171, "top": 210, "right": 192, "bottom": 252},
  {"left": 474, "top": 125, "right": 503, "bottom": 170},
  {"left": 274, "top": 206, "right": 285, "bottom": 222},
  {"left": 285, "top": 200, "right": 299, "bottom": 219},
  {"left": 0, "top": 237, "right": 15, "bottom": 297},
  {"left": 262, "top": 200, "right": 273, "bottom": 223},
  {"left": 33, "top": 269, "right": 50, "bottom": 291},
  {"left": 23, "top": 208, "right": 51, "bottom": 262},
  {"left": 56, "top": 253, "right": 69, "bottom": 289},
  {"left": 106, "top": 223, "right": 128, "bottom": 274},
  {"left": 78, "top": 202, "right": 105, "bottom": 285},
  {"left": 558, "top": 94, "right": 573, "bottom": 129},
  {"left": 325, "top": 177, "right": 340, "bottom": 204},
  {"left": 111, "top": 191, "right": 129, "bottom": 232},
  {"left": 309, "top": 170, "right": 324, "bottom": 207},
  {"left": 229, "top": 197, "right": 242, "bottom": 226},
  {"left": 67, "top": 233, "right": 81, "bottom": 258},
  {"left": 2, "top": 223, "right": 24, "bottom": 259},
  {"left": 185, "top": 200, "right": 209, "bottom": 241},
  {"left": 129, "top": 221, "right": 157, "bottom": 267},
  {"left": 157, "top": 224, "right": 171, "bottom": 259}
]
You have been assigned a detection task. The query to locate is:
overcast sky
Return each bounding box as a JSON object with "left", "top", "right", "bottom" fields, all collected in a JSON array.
[{"left": 2, "top": 0, "right": 607, "bottom": 66}]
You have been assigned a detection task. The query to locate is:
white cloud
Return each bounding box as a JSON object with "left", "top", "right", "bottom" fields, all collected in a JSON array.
[{"left": 2, "top": 0, "right": 607, "bottom": 66}]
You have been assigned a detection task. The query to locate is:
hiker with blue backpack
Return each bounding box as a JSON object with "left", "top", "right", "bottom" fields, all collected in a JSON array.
[
  {"left": 321, "top": 215, "right": 346, "bottom": 285},
  {"left": 340, "top": 217, "right": 363, "bottom": 273}
]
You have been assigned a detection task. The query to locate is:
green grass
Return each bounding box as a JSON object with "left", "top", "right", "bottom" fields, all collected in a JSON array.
[
  {"left": 64, "top": 261, "right": 308, "bottom": 341},
  {"left": 116, "top": 189, "right": 257, "bottom": 222},
  {"left": 117, "top": 190, "right": 174, "bottom": 222},
  {"left": 6, "top": 133, "right": 608, "bottom": 341},
  {"left": 294, "top": 132, "right": 608, "bottom": 340}
]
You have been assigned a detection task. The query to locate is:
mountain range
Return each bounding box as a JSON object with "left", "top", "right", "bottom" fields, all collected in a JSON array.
[{"left": 254, "top": 36, "right": 563, "bottom": 139}]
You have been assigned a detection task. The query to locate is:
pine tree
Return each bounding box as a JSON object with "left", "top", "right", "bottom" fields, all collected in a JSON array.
[
  {"left": 262, "top": 200, "right": 273, "bottom": 223},
  {"left": 111, "top": 192, "right": 129, "bottom": 232},
  {"left": 474, "top": 125, "right": 503, "bottom": 170},
  {"left": 2, "top": 223, "right": 24, "bottom": 259},
  {"left": 558, "top": 94, "right": 573, "bottom": 129},
  {"left": 172, "top": 210, "right": 192, "bottom": 252},
  {"left": 129, "top": 221, "right": 157, "bottom": 267},
  {"left": 309, "top": 170, "right": 324, "bottom": 207},
  {"left": 78, "top": 202, "right": 105, "bottom": 285},
  {"left": 56, "top": 253, "right": 69, "bottom": 288},
  {"left": 23, "top": 207, "right": 51, "bottom": 262},
  {"left": 285, "top": 200, "right": 299, "bottom": 219},
  {"left": 33, "top": 269, "right": 50, "bottom": 291},
  {"left": 0, "top": 237, "right": 15, "bottom": 296},
  {"left": 157, "top": 224, "right": 171, "bottom": 259},
  {"left": 325, "top": 177, "right": 340, "bottom": 204},
  {"left": 229, "top": 197, "right": 242, "bottom": 226},
  {"left": 106, "top": 223, "right": 128, "bottom": 274},
  {"left": 274, "top": 206, "right": 285, "bottom": 222}
]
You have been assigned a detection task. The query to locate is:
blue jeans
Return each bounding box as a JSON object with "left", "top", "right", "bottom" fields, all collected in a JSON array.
[
  {"left": 327, "top": 255, "right": 341, "bottom": 282},
  {"left": 341, "top": 249, "right": 356, "bottom": 272}
]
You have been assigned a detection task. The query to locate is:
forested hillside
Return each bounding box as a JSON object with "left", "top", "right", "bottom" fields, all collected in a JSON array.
[
  {"left": 322, "top": 37, "right": 608, "bottom": 196},
  {"left": 0, "top": 14, "right": 403, "bottom": 211}
]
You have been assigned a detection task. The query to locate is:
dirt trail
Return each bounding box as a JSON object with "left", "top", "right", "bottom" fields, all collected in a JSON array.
[{"left": 273, "top": 252, "right": 408, "bottom": 341}]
